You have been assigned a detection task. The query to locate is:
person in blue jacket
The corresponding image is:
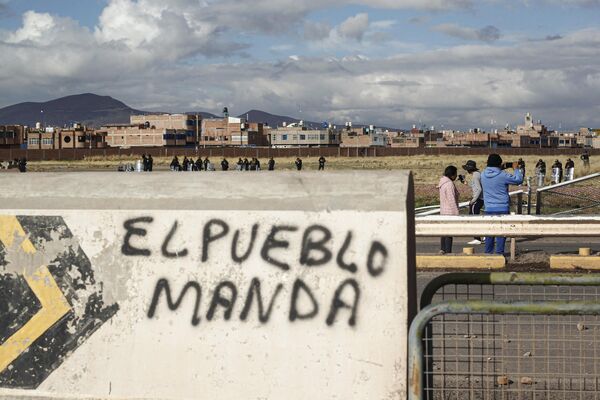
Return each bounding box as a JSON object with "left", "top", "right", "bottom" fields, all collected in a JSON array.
[{"left": 481, "top": 154, "right": 524, "bottom": 255}]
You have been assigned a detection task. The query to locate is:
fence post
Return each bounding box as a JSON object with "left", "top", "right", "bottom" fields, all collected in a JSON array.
[
  {"left": 527, "top": 177, "right": 532, "bottom": 215},
  {"left": 517, "top": 192, "right": 523, "bottom": 214},
  {"left": 536, "top": 191, "right": 542, "bottom": 215}
]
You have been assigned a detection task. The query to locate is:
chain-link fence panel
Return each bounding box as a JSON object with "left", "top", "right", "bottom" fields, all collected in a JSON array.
[{"left": 535, "top": 173, "right": 600, "bottom": 215}]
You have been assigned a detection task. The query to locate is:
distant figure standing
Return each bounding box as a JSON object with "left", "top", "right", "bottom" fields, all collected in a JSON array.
[
  {"left": 581, "top": 151, "right": 590, "bottom": 171},
  {"left": 268, "top": 157, "right": 275, "bottom": 171},
  {"left": 517, "top": 158, "right": 526, "bottom": 176},
  {"left": 195, "top": 157, "right": 203, "bottom": 171},
  {"left": 318, "top": 156, "right": 326, "bottom": 171},
  {"left": 182, "top": 157, "right": 189, "bottom": 172},
  {"left": 17, "top": 157, "right": 27, "bottom": 173},
  {"left": 243, "top": 158, "right": 250, "bottom": 171},
  {"left": 221, "top": 158, "right": 229, "bottom": 171},
  {"left": 565, "top": 158, "right": 575, "bottom": 181},
  {"left": 551, "top": 159, "right": 563, "bottom": 184},
  {"left": 256, "top": 158, "right": 261, "bottom": 171},
  {"left": 142, "top": 154, "right": 148, "bottom": 171},
  {"left": 462, "top": 160, "right": 483, "bottom": 245},
  {"left": 148, "top": 155, "right": 153, "bottom": 172},
  {"left": 203, "top": 157, "right": 210, "bottom": 171},
  {"left": 535, "top": 159, "right": 546, "bottom": 186},
  {"left": 438, "top": 165, "right": 460, "bottom": 254},
  {"left": 295, "top": 157, "right": 303, "bottom": 171},
  {"left": 170, "top": 156, "right": 180, "bottom": 171},
  {"left": 250, "top": 158, "right": 257, "bottom": 171},
  {"left": 236, "top": 158, "right": 243, "bottom": 171}
]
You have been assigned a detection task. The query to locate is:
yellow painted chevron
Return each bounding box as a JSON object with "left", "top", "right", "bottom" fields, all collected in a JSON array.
[{"left": 0, "top": 216, "right": 71, "bottom": 373}]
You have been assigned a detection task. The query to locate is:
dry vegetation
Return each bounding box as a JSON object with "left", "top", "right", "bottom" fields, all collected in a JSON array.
[{"left": 24, "top": 154, "right": 600, "bottom": 207}]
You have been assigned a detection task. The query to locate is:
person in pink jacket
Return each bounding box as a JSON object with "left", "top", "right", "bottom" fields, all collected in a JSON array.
[{"left": 438, "top": 165, "right": 460, "bottom": 254}]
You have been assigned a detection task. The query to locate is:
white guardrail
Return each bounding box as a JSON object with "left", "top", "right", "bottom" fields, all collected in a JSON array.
[
  {"left": 416, "top": 190, "right": 525, "bottom": 217},
  {"left": 415, "top": 215, "right": 600, "bottom": 237}
]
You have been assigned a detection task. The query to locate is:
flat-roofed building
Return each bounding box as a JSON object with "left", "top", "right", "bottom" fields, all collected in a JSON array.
[
  {"left": 0, "top": 125, "right": 25, "bottom": 148},
  {"left": 131, "top": 114, "right": 201, "bottom": 146},
  {"left": 101, "top": 124, "right": 187, "bottom": 147},
  {"left": 27, "top": 125, "right": 106, "bottom": 149},
  {"left": 270, "top": 125, "right": 340, "bottom": 147},
  {"left": 201, "top": 117, "right": 268, "bottom": 146},
  {"left": 340, "top": 127, "right": 388, "bottom": 147},
  {"left": 389, "top": 135, "right": 423, "bottom": 148}
]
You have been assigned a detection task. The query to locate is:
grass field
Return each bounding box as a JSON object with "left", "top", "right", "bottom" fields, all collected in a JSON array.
[{"left": 22, "top": 154, "right": 600, "bottom": 208}]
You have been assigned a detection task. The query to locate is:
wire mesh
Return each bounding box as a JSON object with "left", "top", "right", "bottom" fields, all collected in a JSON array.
[
  {"left": 424, "top": 284, "right": 600, "bottom": 400},
  {"left": 537, "top": 174, "right": 600, "bottom": 215}
]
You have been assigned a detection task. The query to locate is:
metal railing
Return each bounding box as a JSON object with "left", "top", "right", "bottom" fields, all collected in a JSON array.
[
  {"left": 415, "top": 215, "right": 600, "bottom": 237},
  {"left": 411, "top": 272, "right": 600, "bottom": 400},
  {"left": 409, "top": 299, "right": 600, "bottom": 400},
  {"left": 416, "top": 190, "right": 525, "bottom": 217},
  {"left": 535, "top": 173, "right": 600, "bottom": 215}
]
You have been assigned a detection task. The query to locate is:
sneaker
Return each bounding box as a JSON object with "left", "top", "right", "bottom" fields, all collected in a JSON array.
[
  {"left": 438, "top": 250, "right": 446, "bottom": 255},
  {"left": 467, "top": 239, "right": 482, "bottom": 245}
]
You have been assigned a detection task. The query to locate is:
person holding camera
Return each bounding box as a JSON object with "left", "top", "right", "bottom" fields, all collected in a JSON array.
[
  {"left": 438, "top": 165, "right": 460, "bottom": 254},
  {"left": 462, "top": 160, "right": 484, "bottom": 245},
  {"left": 481, "top": 154, "right": 524, "bottom": 255}
]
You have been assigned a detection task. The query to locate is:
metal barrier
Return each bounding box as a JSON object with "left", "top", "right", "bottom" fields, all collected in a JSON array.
[
  {"left": 416, "top": 190, "right": 525, "bottom": 217},
  {"left": 420, "top": 272, "right": 600, "bottom": 308},
  {"left": 412, "top": 272, "right": 600, "bottom": 400},
  {"left": 535, "top": 172, "right": 600, "bottom": 215},
  {"left": 415, "top": 215, "right": 600, "bottom": 237},
  {"left": 409, "top": 300, "right": 600, "bottom": 400}
]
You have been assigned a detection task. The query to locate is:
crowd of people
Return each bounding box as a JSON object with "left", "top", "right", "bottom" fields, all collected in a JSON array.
[
  {"left": 438, "top": 151, "right": 592, "bottom": 256},
  {"left": 159, "top": 156, "right": 327, "bottom": 172},
  {"left": 439, "top": 154, "right": 524, "bottom": 256}
]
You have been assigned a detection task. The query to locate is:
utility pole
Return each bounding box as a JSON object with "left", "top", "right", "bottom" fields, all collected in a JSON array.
[{"left": 195, "top": 114, "right": 199, "bottom": 151}]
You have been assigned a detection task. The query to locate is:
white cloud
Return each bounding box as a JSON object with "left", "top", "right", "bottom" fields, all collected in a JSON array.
[
  {"left": 434, "top": 23, "right": 501, "bottom": 42},
  {"left": 0, "top": 2, "right": 599, "bottom": 130},
  {"left": 338, "top": 13, "right": 370, "bottom": 41}
]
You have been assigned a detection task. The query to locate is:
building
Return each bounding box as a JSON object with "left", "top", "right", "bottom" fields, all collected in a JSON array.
[
  {"left": 102, "top": 114, "right": 202, "bottom": 148},
  {"left": 27, "top": 125, "right": 106, "bottom": 149},
  {"left": 101, "top": 124, "right": 185, "bottom": 147},
  {"left": 270, "top": 124, "right": 340, "bottom": 147},
  {"left": 339, "top": 126, "right": 388, "bottom": 147},
  {"left": 131, "top": 114, "right": 200, "bottom": 147},
  {"left": 201, "top": 117, "right": 268, "bottom": 147},
  {"left": 389, "top": 135, "right": 423, "bottom": 148},
  {"left": 0, "top": 125, "right": 25, "bottom": 148}
]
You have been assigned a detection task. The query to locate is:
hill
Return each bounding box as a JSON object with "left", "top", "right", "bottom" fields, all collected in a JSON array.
[{"left": 0, "top": 93, "right": 149, "bottom": 128}]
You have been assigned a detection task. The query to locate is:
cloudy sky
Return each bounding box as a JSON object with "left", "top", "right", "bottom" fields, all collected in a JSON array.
[{"left": 0, "top": 0, "right": 599, "bottom": 129}]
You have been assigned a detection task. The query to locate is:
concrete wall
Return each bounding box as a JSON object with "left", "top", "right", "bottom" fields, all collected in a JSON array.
[{"left": 0, "top": 172, "right": 416, "bottom": 400}]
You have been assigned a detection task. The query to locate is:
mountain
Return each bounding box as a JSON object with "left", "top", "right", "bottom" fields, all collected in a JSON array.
[
  {"left": 237, "top": 110, "right": 323, "bottom": 128},
  {"left": 0, "top": 93, "right": 150, "bottom": 128}
]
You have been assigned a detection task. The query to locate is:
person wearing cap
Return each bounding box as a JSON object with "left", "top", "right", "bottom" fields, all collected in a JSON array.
[
  {"left": 462, "top": 160, "right": 484, "bottom": 245},
  {"left": 481, "top": 154, "right": 524, "bottom": 255}
]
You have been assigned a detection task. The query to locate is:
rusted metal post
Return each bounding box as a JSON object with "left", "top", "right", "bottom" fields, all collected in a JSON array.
[{"left": 510, "top": 237, "right": 516, "bottom": 261}]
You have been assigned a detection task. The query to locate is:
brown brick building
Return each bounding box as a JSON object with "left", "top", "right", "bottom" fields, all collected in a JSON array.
[
  {"left": 0, "top": 125, "right": 26, "bottom": 148},
  {"left": 27, "top": 125, "right": 106, "bottom": 149},
  {"left": 201, "top": 117, "right": 268, "bottom": 146}
]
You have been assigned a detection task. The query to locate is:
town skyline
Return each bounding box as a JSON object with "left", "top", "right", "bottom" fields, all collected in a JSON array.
[
  {"left": 0, "top": 1, "right": 599, "bottom": 129},
  {"left": 0, "top": 92, "right": 596, "bottom": 132}
]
